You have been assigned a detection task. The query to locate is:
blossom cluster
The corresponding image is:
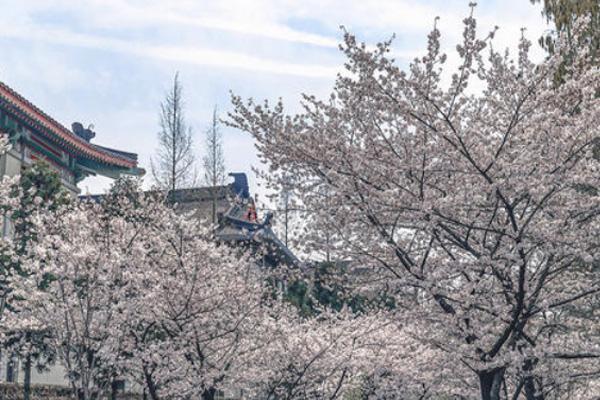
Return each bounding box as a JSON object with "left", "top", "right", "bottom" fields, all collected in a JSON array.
[{"left": 229, "top": 8, "right": 600, "bottom": 400}]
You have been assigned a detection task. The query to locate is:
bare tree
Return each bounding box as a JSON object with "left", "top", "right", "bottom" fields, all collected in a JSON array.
[
  {"left": 151, "top": 73, "right": 197, "bottom": 191},
  {"left": 203, "top": 106, "right": 226, "bottom": 223},
  {"left": 279, "top": 175, "right": 293, "bottom": 248}
]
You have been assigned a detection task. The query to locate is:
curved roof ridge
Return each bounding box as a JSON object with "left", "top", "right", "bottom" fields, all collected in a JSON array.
[{"left": 0, "top": 81, "right": 138, "bottom": 169}]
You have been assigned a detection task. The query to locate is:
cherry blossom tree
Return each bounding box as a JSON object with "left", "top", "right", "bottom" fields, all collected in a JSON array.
[
  {"left": 113, "top": 199, "right": 269, "bottom": 400},
  {"left": 0, "top": 133, "right": 10, "bottom": 155},
  {"left": 1, "top": 171, "right": 453, "bottom": 400},
  {"left": 240, "top": 306, "right": 456, "bottom": 400},
  {"left": 0, "top": 173, "right": 17, "bottom": 323},
  {"left": 0, "top": 161, "right": 70, "bottom": 400},
  {"left": 108, "top": 184, "right": 409, "bottom": 400},
  {"left": 229, "top": 7, "right": 600, "bottom": 400},
  {"left": 6, "top": 197, "right": 140, "bottom": 400}
]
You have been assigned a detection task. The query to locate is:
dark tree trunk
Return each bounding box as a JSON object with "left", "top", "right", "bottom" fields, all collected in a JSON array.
[
  {"left": 144, "top": 367, "right": 160, "bottom": 400},
  {"left": 212, "top": 196, "right": 217, "bottom": 224},
  {"left": 110, "top": 379, "right": 118, "bottom": 400},
  {"left": 23, "top": 354, "right": 32, "bottom": 400},
  {"left": 524, "top": 377, "right": 545, "bottom": 400},
  {"left": 202, "top": 387, "right": 217, "bottom": 400},
  {"left": 522, "top": 358, "right": 544, "bottom": 400},
  {"left": 478, "top": 367, "right": 505, "bottom": 400}
]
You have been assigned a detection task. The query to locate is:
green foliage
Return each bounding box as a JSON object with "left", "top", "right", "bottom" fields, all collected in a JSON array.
[
  {"left": 11, "top": 161, "right": 70, "bottom": 253},
  {"left": 284, "top": 262, "right": 395, "bottom": 316},
  {"left": 531, "top": 0, "right": 599, "bottom": 60},
  {"left": 1, "top": 161, "right": 69, "bottom": 279},
  {"left": 1, "top": 161, "right": 69, "bottom": 391},
  {"left": 17, "top": 161, "right": 70, "bottom": 208},
  {"left": 530, "top": 1, "right": 600, "bottom": 162},
  {"left": 100, "top": 177, "right": 144, "bottom": 217}
]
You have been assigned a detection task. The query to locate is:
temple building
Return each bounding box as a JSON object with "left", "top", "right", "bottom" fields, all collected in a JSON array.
[
  {"left": 0, "top": 81, "right": 144, "bottom": 194},
  {"left": 0, "top": 80, "right": 143, "bottom": 391},
  {"left": 0, "top": 80, "right": 296, "bottom": 397},
  {"left": 165, "top": 172, "right": 299, "bottom": 268},
  {"left": 82, "top": 172, "right": 299, "bottom": 268}
]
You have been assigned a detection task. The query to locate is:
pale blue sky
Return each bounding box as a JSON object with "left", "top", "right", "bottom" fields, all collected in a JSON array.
[{"left": 0, "top": 0, "right": 549, "bottom": 197}]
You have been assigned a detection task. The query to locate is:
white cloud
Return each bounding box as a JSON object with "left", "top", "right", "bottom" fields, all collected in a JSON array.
[
  {"left": 0, "top": 0, "right": 549, "bottom": 78},
  {"left": 0, "top": 0, "right": 552, "bottom": 196},
  {"left": 1, "top": 0, "right": 341, "bottom": 48},
  {"left": 0, "top": 23, "right": 340, "bottom": 78}
]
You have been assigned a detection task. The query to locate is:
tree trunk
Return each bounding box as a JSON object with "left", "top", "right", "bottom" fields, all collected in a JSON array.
[
  {"left": 202, "top": 387, "right": 216, "bottom": 400},
  {"left": 284, "top": 200, "right": 289, "bottom": 247},
  {"left": 144, "top": 367, "right": 160, "bottom": 400},
  {"left": 478, "top": 367, "right": 505, "bottom": 400},
  {"left": 524, "top": 376, "right": 545, "bottom": 400},
  {"left": 212, "top": 192, "right": 217, "bottom": 224},
  {"left": 523, "top": 358, "right": 544, "bottom": 400},
  {"left": 110, "top": 379, "right": 119, "bottom": 400},
  {"left": 23, "top": 354, "right": 32, "bottom": 400}
]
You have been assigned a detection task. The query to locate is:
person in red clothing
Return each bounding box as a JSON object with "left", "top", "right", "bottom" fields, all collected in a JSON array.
[{"left": 246, "top": 197, "right": 257, "bottom": 222}]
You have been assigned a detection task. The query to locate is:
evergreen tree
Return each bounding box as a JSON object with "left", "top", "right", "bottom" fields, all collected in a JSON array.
[
  {"left": 1, "top": 161, "right": 69, "bottom": 400},
  {"left": 531, "top": 0, "right": 599, "bottom": 61}
]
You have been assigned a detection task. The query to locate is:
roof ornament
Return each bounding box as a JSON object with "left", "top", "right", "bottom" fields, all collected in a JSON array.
[
  {"left": 228, "top": 172, "right": 249, "bottom": 199},
  {"left": 71, "top": 122, "right": 96, "bottom": 142}
]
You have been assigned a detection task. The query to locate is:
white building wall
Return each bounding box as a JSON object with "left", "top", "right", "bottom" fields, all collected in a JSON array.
[
  {"left": 1, "top": 145, "right": 24, "bottom": 178},
  {"left": 0, "top": 353, "right": 69, "bottom": 386}
]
